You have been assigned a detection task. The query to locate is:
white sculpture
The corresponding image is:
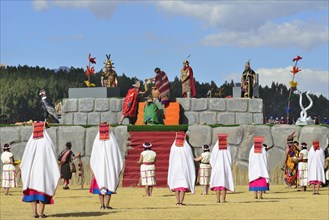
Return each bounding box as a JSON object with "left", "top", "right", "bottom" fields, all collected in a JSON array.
[{"left": 295, "top": 90, "right": 314, "bottom": 125}]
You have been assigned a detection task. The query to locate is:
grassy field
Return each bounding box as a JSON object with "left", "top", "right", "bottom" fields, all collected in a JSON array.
[{"left": 1, "top": 184, "right": 328, "bottom": 220}]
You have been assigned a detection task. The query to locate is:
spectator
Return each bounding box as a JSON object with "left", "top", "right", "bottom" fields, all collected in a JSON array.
[{"left": 1, "top": 143, "right": 16, "bottom": 195}]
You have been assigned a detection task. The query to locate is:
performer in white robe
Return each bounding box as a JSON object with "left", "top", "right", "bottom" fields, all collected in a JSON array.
[
  {"left": 89, "top": 123, "right": 123, "bottom": 209},
  {"left": 20, "top": 121, "right": 60, "bottom": 218},
  {"left": 210, "top": 134, "right": 234, "bottom": 203},
  {"left": 168, "top": 132, "right": 195, "bottom": 206},
  {"left": 248, "top": 136, "right": 269, "bottom": 199},
  {"left": 307, "top": 140, "right": 325, "bottom": 195}
]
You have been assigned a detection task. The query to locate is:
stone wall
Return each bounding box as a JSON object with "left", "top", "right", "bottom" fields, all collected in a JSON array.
[
  {"left": 1, "top": 125, "right": 328, "bottom": 181},
  {"left": 61, "top": 98, "right": 264, "bottom": 125}
]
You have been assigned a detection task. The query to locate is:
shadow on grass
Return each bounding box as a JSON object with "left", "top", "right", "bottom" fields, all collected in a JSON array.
[
  {"left": 50, "top": 211, "right": 117, "bottom": 218},
  {"left": 235, "top": 200, "right": 279, "bottom": 203}
]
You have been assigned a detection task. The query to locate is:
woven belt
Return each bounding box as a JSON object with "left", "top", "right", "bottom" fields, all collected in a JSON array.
[{"left": 143, "top": 162, "right": 154, "bottom": 165}]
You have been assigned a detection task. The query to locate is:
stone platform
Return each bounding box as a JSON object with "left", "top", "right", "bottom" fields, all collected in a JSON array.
[
  {"left": 61, "top": 98, "right": 264, "bottom": 125},
  {"left": 68, "top": 87, "right": 120, "bottom": 98}
]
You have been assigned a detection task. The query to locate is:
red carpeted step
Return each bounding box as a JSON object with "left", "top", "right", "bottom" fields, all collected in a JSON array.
[{"left": 122, "top": 131, "right": 177, "bottom": 187}]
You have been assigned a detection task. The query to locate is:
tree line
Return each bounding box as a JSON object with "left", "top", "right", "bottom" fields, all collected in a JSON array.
[{"left": 0, "top": 65, "right": 328, "bottom": 124}]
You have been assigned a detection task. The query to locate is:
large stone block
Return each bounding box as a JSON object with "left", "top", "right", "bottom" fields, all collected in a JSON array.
[
  {"left": 188, "top": 125, "right": 212, "bottom": 147},
  {"left": 0, "top": 127, "right": 21, "bottom": 147},
  {"left": 62, "top": 112, "right": 74, "bottom": 124},
  {"left": 78, "top": 98, "right": 94, "bottom": 112},
  {"left": 249, "top": 99, "right": 263, "bottom": 113},
  {"left": 88, "top": 112, "right": 101, "bottom": 125},
  {"left": 21, "top": 126, "right": 33, "bottom": 142},
  {"left": 177, "top": 98, "right": 191, "bottom": 111},
  {"left": 46, "top": 127, "right": 58, "bottom": 149},
  {"left": 191, "top": 98, "right": 208, "bottom": 111},
  {"left": 101, "top": 112, "right": 118, "bottom": 124},
  {"left": 253, "top": 113, "right": 264, "bottom": 124},
  {"left": 226, "top": 98, "right": 248, "bottom": 112},
  {"left": 74, "top": 113, "right": 88, "bottom": 125},
  {"left": 236, "top": 113, "right": 253, "bottom": 124},
  {"left": 212, "top": 126, "right": 243, "bottom": 146},
  {"left": 237, "top": 125, "right": 273, "bottom": 162},
  {"left": 271, "top": 125, "right": 301, "bottom": 150},
  {"left": 184, "top": 112, "right": 199, "bottom": 124},
  {"left": 85, "top": 127, "right": 98, "bottom": 157},
  {"left": 267, "top": 147, "right": 286, "bottom": 172},
  {"left": 217, "top": 113, "right": 235, "bottom": 125},
  {"left": 208, "top": 98, "right": 226, "bottom": 111},
  {"left": 95, "top": 98, "right": 110, "bottom": 112},
  {"left": 200, "top": 112, "right": 217, "bottom": 125},
  {"left": 110, "top": 98, "right": 123, "bottom": 112},
  {"left": 63, "top": 98, "right": 78, "bottom": 112},
  {"left": 58, "top": 126, "right": 85, "bottom": 156},
  {"left": 10, "top": 142, "right": 27, "bottom": 161},
  {"left": 299, "top": 125, "right": 329, "bottom": 148},
  {"left": 114, "top": 126, "right": 129, "bottom": 159}
]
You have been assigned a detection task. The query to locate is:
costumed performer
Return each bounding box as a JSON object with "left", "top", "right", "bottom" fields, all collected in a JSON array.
[
  {"left": 282, "top": 132, "right": 299, "bottom": 187},
  {"left": 57, "top": 142, "right": 80, "bottom": 190},
  {"left": 241, "top": 60, "right": 256, "bottom": 98},
  {"left": 209, "top": 134, "right": 234, "bottom": 203},
  {"left": 307, "top": 140, "right": 325, "bottom": 195},
  {"left": 119, "top": 81, "right": 145, "bottom": 125},
  {"left": 20, "top": 121, "right": 60, "bottom": 218},
  {"left": 248, "top": 136, "right": 269, "bottom": 199},
  {"left": 194, "top": 144, "right": 211, "bottom": 195},
  {"left": 101, "top": 54, "right": 118, "bottom": 87},
  {"left": 144, "top": 95, "right": 164, "bottom": 125},
  {"left": 167, "top": 132, "right": 196, "bottom": 206},
  {"left": 296, "top": 142, "right": 308, "bottom": 191},
  {"left": 1, "top": 143, "right": 17, "bottom": 195},
  {"left": 180, "top": 59, "right": 196, "bottom": 98},
  {"left": 137, "top": 142, "right": 157, "bottom": 196},
  {"left": 147, "top": 67, "right": 170, "bottom": 106},
  {"left": 89, "top": 122, "right": 124, "bottom": 209}
]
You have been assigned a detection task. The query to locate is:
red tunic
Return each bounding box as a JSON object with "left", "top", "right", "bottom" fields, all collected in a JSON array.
[
  {"left": 182, "top": 66, "right": 196, "bottom": 97},
  {"left": 155, "top": 71, "right": 170, "bottom": 99},
  {"left": 122, "top": 88, "right": 139, "bottom": 117}
]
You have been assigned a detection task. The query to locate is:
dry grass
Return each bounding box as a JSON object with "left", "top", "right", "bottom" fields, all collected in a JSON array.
[{"left": 1, "top": 183, "right": 328, "bottom": 220}]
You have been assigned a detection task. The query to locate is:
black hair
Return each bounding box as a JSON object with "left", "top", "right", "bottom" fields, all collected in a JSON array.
[
  {"left": 66, "top": 142, "right": 72, "bottom": 149},
  {"left": 154, "top": 67, "right": 160, "bottom": 73}
]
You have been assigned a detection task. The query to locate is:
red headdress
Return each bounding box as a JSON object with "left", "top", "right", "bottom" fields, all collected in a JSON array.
[
  {"left": 254, "top": 136, "right": 264, "bottom": 153},
  {"left": 175, "top": 132, "right": 186, "bottom": 147},
  {"left": 312, "top": 140, "right": 320, "bottom": 151},
  {"left": 33, "top": 121, "right": 45, "bottom": 139},
  {"left": 217, "top": 134, "right": 228, "bottom": 150},
  {"left": 99, "top": 122, "right": 110, "bottom": 140}
]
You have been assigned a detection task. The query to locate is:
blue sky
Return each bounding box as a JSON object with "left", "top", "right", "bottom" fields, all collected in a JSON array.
[{"left": 1, "top": 0, "right": 328, "bottom": 98}]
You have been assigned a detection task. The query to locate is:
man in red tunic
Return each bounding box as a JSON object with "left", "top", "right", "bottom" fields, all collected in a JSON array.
[
  {"left": 119, "top": 81, "right": 145, "bottom": 124},
  {"left": 180, "top": 60, "right": 196, "bottom": 98}
]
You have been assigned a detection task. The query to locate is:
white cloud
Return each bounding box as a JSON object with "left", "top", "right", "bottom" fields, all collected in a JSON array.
[
  {"left": 225, "top": 67, "right": 329, "bottom": 98},
  {"left": 32, "top": 0, "right": 48, "bottom": 11},
  {"left": 202, "top": 20, "right": 329, "bottom": 50},
  {"left": 155, "top": 1, "right": 327, "bottom": 31},
  {"left": 32, "top": 0, "right": 119, "bottom": 18}
]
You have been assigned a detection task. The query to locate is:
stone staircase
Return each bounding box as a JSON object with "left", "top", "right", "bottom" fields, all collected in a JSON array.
[{"left": 122, "top": 131, "right": 177, "bottom": 187}]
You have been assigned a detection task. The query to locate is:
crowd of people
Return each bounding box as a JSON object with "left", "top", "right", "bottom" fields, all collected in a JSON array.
[{"left": 1, "top": 122, "right": 328, "bottom": 218}]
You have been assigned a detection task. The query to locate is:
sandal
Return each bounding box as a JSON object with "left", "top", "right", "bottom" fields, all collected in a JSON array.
[
  {"left": 106, "top": 206, "right": 113, "bottom": 209},
  {"left": 176, "top": 203, "right": 181, "bottom": 205},
  {"left": 33, "top": 214, "right": 39, "bottom": 218},
  {"left": 180, "top": 203, "right": 186, "bottom": 206},
  {"left": 40, "top": 214, "right": 47, "bottom": 218}
]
